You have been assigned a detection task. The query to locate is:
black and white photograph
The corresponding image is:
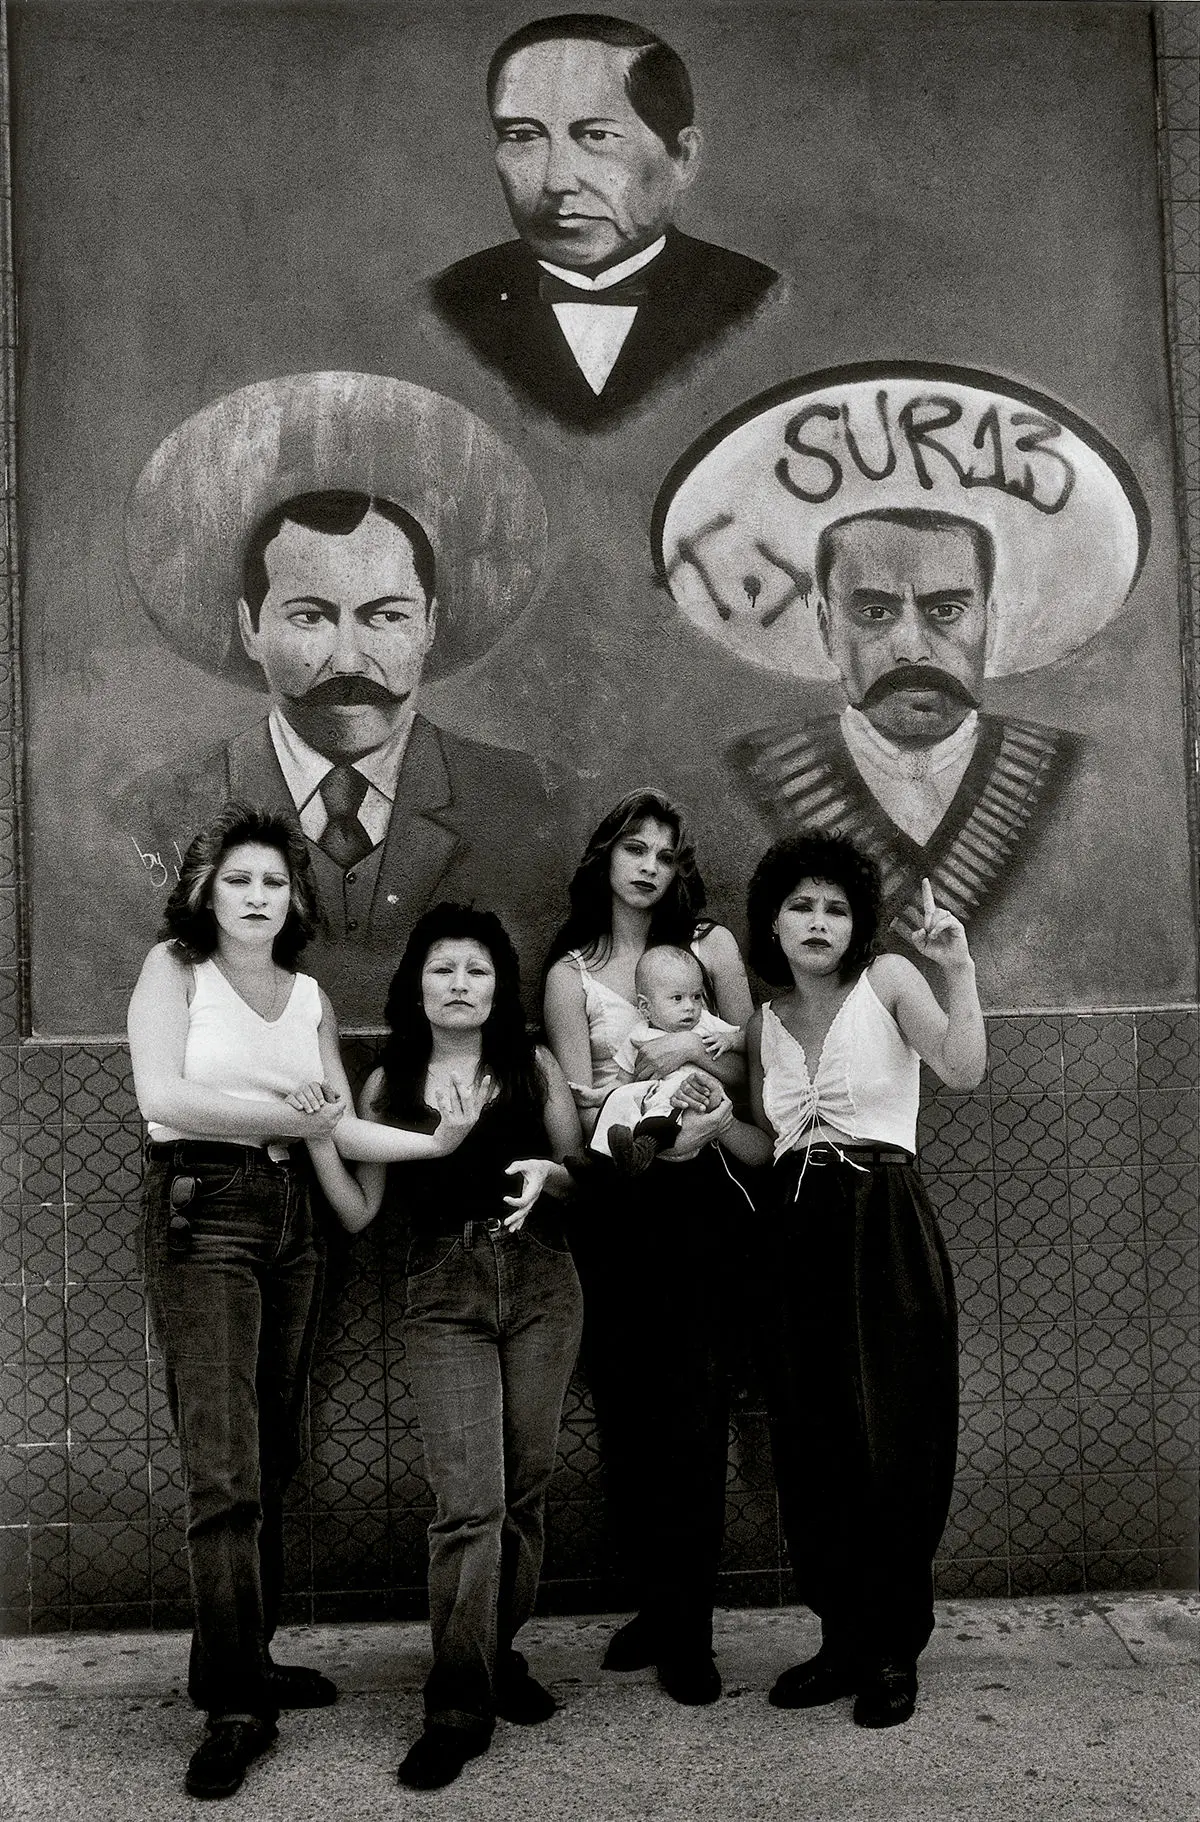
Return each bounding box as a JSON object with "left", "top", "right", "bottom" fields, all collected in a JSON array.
[{"left": 0, "top": 3, "right": 1197, "bottom": 1817}]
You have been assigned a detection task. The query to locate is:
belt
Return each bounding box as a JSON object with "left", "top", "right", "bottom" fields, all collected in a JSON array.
[
  {"left": 145, "top": 1139, "right": 294, "bottom": 1168},
  {"left": 417, "top": 1215, "right": 563, "bottom": 1245},
  {"left": 797, "top": 1143, "right": 912, "bottom": 1167}
]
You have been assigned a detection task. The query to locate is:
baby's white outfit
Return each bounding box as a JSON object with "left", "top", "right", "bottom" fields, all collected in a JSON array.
[{"left": 591, "top": 1009, "right": 740, "bottom": 1158}]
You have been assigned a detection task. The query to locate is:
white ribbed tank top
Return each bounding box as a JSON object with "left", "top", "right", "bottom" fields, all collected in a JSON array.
[{"left": 147, "top": 959, "right": 324, "bottom": 1145}]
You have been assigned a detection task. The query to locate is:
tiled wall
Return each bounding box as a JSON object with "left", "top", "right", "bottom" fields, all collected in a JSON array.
[
  {"left": 0, "top": 6, "right": 1198, "bottom": 1631},
  {"left": 0, "top": 1016, "right": 1196, "bottom": 1635}
]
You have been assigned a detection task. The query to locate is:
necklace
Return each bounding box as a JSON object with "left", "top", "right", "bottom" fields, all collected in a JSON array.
[{"left": 214, "top": 955, "right": 287, "bottom": 1021}]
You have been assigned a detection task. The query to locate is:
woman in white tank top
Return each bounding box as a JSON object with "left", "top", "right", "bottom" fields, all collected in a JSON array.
[
  {"left": 720, "top": 833, "right": 987, "bottom": 1732},
  {"left": 542, "top": 790, "right": 754, "bottom": 1706},
  {"left": 127, "top": 803, "right": 463, "bottom": 1801}
]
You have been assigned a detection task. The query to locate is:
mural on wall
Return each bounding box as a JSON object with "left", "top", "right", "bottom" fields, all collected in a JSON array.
[
  {"left": 114, "top": 372, "right": 560, "bottom": 1025},
  {"left": 13, "top": 2, "right": 1195, "bottom": 1031},
  {"left": 427, "top": 13, "right": 783, "bottom": 428},
  {"left": 653, "top": 364, "right": 1149, "bottom": 943}
]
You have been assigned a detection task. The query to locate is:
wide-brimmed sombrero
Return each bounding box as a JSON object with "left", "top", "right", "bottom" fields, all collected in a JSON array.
[
  {"left": 651, "top": 363, "right": 1149, "bottom": 680},
  {"left": 125, "top": 372, "right": 548, "bottom": 686}
]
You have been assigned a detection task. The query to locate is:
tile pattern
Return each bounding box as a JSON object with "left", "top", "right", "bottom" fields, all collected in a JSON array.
[
  {"left": 0, "top": 11, "right": 1198, "bottom": 1630},
  {"left": 0, "top": 1012, "right": 1195, "bottom": 1632}
]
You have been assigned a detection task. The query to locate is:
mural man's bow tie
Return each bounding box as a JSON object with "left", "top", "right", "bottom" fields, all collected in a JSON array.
[{"left": 537, "top": 270, "right": 651, "bottom": 307}]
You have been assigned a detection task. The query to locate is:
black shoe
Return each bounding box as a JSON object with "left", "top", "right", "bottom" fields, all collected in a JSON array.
[
  {"left": 185, "top": 1718, "right": 277, "bottom": 1799},
  {"left": 397, "top": 1725, "right": 489, "bottom": 1791},
  {"left": 769, "top": 1648, "right": 858, "bottom": 1710},
  {"left": 265, "top": 1662, "right": 338, "bottom": 1708},
  {"left": 495, "top": 1668, "right": 557, "bottom": 1725},
  {"left": 657, "top": 1651, "right": 722, "bottom": 1706},
  {"left": 602, "top": 1613, "right": 659, "bottom": 1671},
  {"left": 608, "top": 1126, "right": 659, "bottom": 1177},
  {"left": 853, "top": 1661, "right": 918, "bottom": 1729}
]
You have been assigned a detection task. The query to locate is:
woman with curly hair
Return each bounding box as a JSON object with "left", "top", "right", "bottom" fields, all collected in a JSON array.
[
  {"left": 127, "top": 803, "right": 463, "bottom": 1801},
  {"left": 315, "top": 902, "right": 583, "bottom": 1792},
  {"left": 720, "top": 833, "right": 986, "bottom": 1730},
  {"left": 542, "top": 789, "right": 754, "bottom": 1706}
]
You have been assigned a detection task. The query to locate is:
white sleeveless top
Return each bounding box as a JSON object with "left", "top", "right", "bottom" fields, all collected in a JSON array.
[
  {"left": 147, "top": 960, "right": 325, "bottom": 1146},
  {"left": 569, "top": 950, "right": 641, "bottom": 1093},
  {"left": 760, "top": 971, "right": 919, "bottom": 1162}
]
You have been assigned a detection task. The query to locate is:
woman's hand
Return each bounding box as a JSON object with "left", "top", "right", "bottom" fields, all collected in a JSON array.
[
  {"left": 502, "top": 1157, "right": 558, "bottom": 1229},
  {"left": 632, "top": 1030, "right": 708, "bottom": 1079},
  {"left": 285, "top": 1080, "right": 334, "bottom": 1115},
  {"left": 668, "top": 1069, "right": 724, "bottom": 1114},
  {"left": 663, "top": 1092, "right": 734, "bottom": 1161},
  {"left": 429, "top": 1077, "right": 484, "bottom": 1155},
  {"left": 282, "top": 1081, "right": 346, "bottom": 1137},
  {"left": 907, "top": 878, "right": 974, "bottom": 975}
]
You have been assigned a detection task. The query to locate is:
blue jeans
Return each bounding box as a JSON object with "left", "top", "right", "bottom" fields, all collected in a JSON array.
[
  {"left": 141, "top": 1145, "right": 325, "bottom": 1721},
  {"left": 402, "top": 1217, "right": 583, "bottom": 1737}
]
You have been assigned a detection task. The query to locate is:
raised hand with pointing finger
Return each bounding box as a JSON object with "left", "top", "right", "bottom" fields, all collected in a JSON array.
[{"left": 906, "top": 877, "right": 974, "bottom": 974}]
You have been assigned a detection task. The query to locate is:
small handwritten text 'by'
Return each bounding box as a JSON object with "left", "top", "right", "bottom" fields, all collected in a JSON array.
[{"left": 129, "top": 836, "right": 184, "bottom": 891}]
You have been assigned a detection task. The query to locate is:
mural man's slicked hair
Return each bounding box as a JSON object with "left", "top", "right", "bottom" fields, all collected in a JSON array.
[
  {"left": 241, "top": 490, "right": 438, "bottom": 628},
  {"left": 487, "top": 14, "right": 695, "bottom": 155},
  {"left": 816, "top": 506, "right": 996, "bottom": 603}
]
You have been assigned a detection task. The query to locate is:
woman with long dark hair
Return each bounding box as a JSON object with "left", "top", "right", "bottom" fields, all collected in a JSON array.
[
  {"left": 542, "top": 789, "right": 754, "bottom": 1706},
  {"left": 315, "top": 902, "right": 583, "bottom": 1792},
  {"left": 720, "top": 833, "right": 986, "bottom": 1729}
]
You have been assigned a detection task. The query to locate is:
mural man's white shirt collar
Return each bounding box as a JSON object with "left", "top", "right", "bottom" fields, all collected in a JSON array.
[
  {"left": 267, "top": 706, "right": 415, "bottom": 848},
  {"left": 840, "top": 705, "right": 979, "bottom": 846},
  {"left": 537, "top": 236, "right": 666, "bottom": 290}
]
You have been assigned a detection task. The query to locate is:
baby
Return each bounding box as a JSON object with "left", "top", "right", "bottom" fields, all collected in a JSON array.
[{"left": 593, "top": 945, "right": 741, "bottom": 1176}]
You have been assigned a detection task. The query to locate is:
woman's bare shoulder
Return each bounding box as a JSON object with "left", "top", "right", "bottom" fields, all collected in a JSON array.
[
  {"left": 694, "top": 922, "right": 741, "bottom": 963},
  {"left": 544, "top": 954, "right": 585, "bottom": 995},
  {"left": 138, "top": 941, "right": 191, "bottom": 987},
  {"left": 867, "top": 953, "right": 924, "bottom": 999}
]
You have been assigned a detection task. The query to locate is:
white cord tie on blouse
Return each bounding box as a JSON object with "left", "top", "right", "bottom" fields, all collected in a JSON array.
[{"left": 790, "top": 1134, "right": 872, "bottom": 1203}]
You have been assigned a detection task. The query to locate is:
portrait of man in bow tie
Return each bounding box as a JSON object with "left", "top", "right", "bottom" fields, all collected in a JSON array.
[
  {"left": 115, "top": 372, "right": 560, "bottom": 1026},
  {"left": 429, "top": 11, "right": 782, "bottom": 429}
]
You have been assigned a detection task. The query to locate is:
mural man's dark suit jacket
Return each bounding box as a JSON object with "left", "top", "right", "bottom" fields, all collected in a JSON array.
[
  {"left": 116, "top": 712, "right": 562, "bottom": 1024},
  {"left": 429, "top": 228, "right": 781, "bottom": 428}
]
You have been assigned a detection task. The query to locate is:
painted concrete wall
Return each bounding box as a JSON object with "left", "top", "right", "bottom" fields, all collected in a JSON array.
[{"left": 0, "top": 2, "right": 1197, "bottom": 1629}]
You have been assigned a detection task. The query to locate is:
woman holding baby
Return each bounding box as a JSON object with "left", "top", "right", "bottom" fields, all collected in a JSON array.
[{"left": 543, "top": 789, "right": 754, "bottom": 1707}]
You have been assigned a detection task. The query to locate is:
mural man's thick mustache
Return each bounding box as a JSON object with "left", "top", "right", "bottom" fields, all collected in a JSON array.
[
  {"left": 290, "top": 678, "right": 404, "bottom": 708},
  {"left": 860, "top": 667, "right": 979, "bottom": 710}
]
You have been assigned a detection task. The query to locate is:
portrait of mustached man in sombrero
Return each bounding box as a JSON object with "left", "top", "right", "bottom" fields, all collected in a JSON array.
[
  {"left": 117, "top": 373, "right": 561, "bottom": 1024},
  {"left": 654, "top": 366, "right": 1149, "bottom": 945}
]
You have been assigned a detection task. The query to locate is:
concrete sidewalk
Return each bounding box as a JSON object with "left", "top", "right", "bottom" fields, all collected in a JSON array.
[{"left": 2, "top": 1595, "right": 1197, "bottom": 1822}]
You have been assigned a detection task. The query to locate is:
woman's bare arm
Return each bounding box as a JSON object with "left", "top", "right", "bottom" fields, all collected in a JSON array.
[
  {"left": 716, "top": 1008, "right": 773, "bottom": 1167},
  {"left": 543, "top": 957, "right": 602, "bottom": 1137},
  {"left": 127, "top": 945, "right": 343, "bottom": 1141}
]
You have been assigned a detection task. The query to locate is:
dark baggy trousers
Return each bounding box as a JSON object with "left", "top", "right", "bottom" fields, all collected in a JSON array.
[
  {"left": 752, "top": 1151, "right": 959, "bottom": 1668},
  {"left": 569, "top": 1145, "right": 740, "bottom": 1657}
]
